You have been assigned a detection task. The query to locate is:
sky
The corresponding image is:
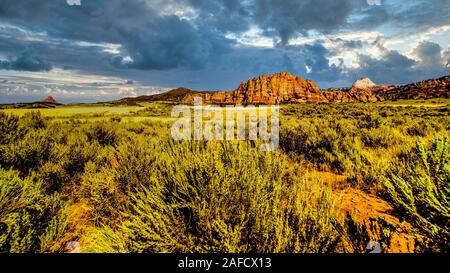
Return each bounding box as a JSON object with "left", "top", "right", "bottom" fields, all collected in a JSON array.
[{"left": 0, "top": 0, "right": 449, "bottom": 103}]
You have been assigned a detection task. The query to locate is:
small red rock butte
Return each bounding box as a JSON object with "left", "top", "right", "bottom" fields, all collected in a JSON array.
[{"left": 41, "top": 96, "right": 57, "bottom": 104}]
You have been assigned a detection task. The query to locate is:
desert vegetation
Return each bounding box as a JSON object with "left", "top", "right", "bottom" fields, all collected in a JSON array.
[{"left": 0, "top": 100, "right": 449, "bottom": 253}]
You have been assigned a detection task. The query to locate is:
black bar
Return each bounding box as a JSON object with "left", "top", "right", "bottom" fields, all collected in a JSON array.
[{"left": 0, "top": 253, "right": 446, "bottom": 272}]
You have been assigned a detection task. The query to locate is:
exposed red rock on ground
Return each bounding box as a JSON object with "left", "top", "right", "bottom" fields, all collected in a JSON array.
[
  {"left": 337, "top": 188, "right": 416, "bottom": 253},
  {"left": 305, "top": 171, "right": 416, "bottom": 253}
]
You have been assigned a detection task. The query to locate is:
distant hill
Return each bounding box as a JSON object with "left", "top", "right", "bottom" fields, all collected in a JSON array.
[
  {"left": 376, "top": 76, "right": 450, "bottom": 100},
  {"left": 3, "top": 74, "right": 447, "bottom": 107},
  {"left": 115, "top": 72, "right": 450, "bottom": 105},
  {"left": 0, "top": 96, "right": 62, "bottom": 109},
  {"left": 117, "top": 87, "right": 194, "bottom": 104}
]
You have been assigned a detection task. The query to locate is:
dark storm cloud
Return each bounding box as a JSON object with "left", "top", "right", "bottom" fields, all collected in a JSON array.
[
  {"left": 183, "top": 0, "right": 252, "bottom": 34},
  {"left": 352, "top": 41, "right": 449, "bottom": 85},
  {"left": 300, "top": 43, "right": 344, "bottom": 82},
  {"left": 413, "top": 41, "right": 444, "bottom": 67},
  {"left": 0, "top": 30, "right": 120, "bottom": 75},
  {"left": 343, "top": 0, "right": 450, "bottom": 35},
  {"left": 330, "top": 39, "right": 364, "bottom": 50},
  {"left": 0, "top": 0, "right": 449, "bottom": 99},
  {"left": 111, "top": 15, "right": 222, "bottom": 70},
  {"left": 389, "top": 0, "right": 450, "bottom": 32},
  {"left": 0, "top": 0, "right": 232, "bottom": 70},
  {"left": 216, "top": 42, "right": 344, "bottom": 87},
  {"left": 347, "top": 1, "right": 390, "bottom": 30},
  {"left": 253, "top": 0, "right": 354, "bottom": 44},
  {"left": 182, "top": 0, "right": 449, "bottom": 45},
  {"left": 354, "top": 51, "right": 416, "bottom": 84},
  {"left": 0, "top": 52, "right": 52, "bottom": 72},
  {"left": 411, "top": 41, "right": 450, "bottom": 79}
]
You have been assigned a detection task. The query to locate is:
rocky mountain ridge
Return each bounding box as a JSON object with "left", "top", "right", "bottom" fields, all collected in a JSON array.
[{"left": 119, "top": 72, "right": 450, "bottom": 105}]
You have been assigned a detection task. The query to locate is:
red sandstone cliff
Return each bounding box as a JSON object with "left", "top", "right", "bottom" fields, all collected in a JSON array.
[
  {"left": 118, "top": 72, "right": 450, "bottom": 105},
  {"left": 231, "top": 72, "right": 325, "bottom": 104}
]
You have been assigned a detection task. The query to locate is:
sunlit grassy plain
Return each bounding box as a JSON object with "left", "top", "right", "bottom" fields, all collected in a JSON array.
[
  {"left": 0, "top": 98, "right": 449, "bottom": 253},
  {"left": 1, "top": 98, "right": 448, "bottom": 120},
  {"left": 0, "top": 106, "right": 139, "bottom": 116}
]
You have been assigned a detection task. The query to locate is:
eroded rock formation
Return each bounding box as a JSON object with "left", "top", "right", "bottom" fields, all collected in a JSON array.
[{"left": 120, "top": 72, "right": 450, "bottom": 105}]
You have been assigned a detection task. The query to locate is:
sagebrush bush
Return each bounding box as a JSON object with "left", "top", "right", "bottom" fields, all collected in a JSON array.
[
  {"left": 0, "top": 112, "right": 25, "bottom": 145},
  {"left": 280, "top": 118, "right": 362, "bottom": 173},
  {"left": 0, "top": 168, "right": 67, "bottom": 252},
  {"left": 0, "top": 129, "right": 53, "bottom": 173},
  {"left": 0, "top": 102, "right": 448, "bottom": 253},
  {"left": 85, "top": 122, "right": 120, "bottom": 147},
  {"left": 383, "top": 136, "right": 450, "bottom": 251},
  {"left": 406, "top": 119, "right": 436, "bottom": 137},
  {"left": 83, "top": 141, "right": 344, "bottom": 253},
  {"left": 20, "top": 111, "right": 47, "bottom": 130},
  {"left": 113, "top": 136, "right": 160, "bottom": 191},
  {"left": 361, "top": 126, "right": 403, "bottom": 148},
  {"left": 358, "top": 113, "right": 385, "bottom": 129},
  {"left": 78, "top": 162, "right": 125, "bottom": 225}
]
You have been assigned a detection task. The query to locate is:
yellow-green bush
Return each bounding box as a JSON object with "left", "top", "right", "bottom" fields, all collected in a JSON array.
[
  {"left": 1, "top": 129, "right": 53, "bottom": 173},
  {"left": 82, "top": 141, "right": 344, "bottom": 253},
  {"left": 0, "top": 102, "right": 449, "bottom": 253},
  {"left": 0, "top": 168, "right": 67, "bottom": 253},
  {"left": 0, "top": 112, "right": 25, "bottom": 145},
  {"left": 383, "top": 136, "right": 450, "bottom": 251}
]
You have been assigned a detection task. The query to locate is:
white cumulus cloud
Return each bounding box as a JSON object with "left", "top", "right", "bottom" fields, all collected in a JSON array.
[{"left": 66, "top": 0, "right": 81, "bottom": 6}]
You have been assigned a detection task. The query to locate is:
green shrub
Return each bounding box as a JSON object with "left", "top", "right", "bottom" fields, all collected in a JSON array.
[
  {"left": 280, "top": 118, "right": 362, "bottom": 173},
  {"left": 63, "top": 133, "right": 103, "bottom": 175},
  {"left": 358, "top": 113, "right": 385, "bottom": 129},
  {"left": 1, "top": 101, "right": 449, "bottom": 253},
  {"left": 110, "top": 116, "right": 122, "bottom": 123},
  {"left": 86, "top": 123, "right": 120, "bottom": 147},
  {"left": 383, "top": 136, "right": 450, "bottom": 251},
  {"left": 347, "top": 150, "right": 387, "bottom": 191},
  {"left": 0, "top": 112, "right": 25, "bottom": 145},
  {"left": 0, "top": 168, "right": 67, "bottom": 253},
  {"left": 1, "top": 130, "right": 53, "bottom": 173},
  {"left": 361, "top": 126, "right": 403, "bottom": 148},
  {"left": 78, "top": 162, "right": 126, "bottom": 225},
  {"left": 406, "top": 119, "right": 436, "bottom": 137},
  {"left": 38, "top": 161, "right": 70, "bottom": 193},
  {"left": 37, "top": 130, "right": 110, "bottom": 193},
  {"left": 21, "top": 111, "right": 47, "bottom": 130},
  {"left": 84, "top": 141, "right": 344, "bottom": 253}
]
